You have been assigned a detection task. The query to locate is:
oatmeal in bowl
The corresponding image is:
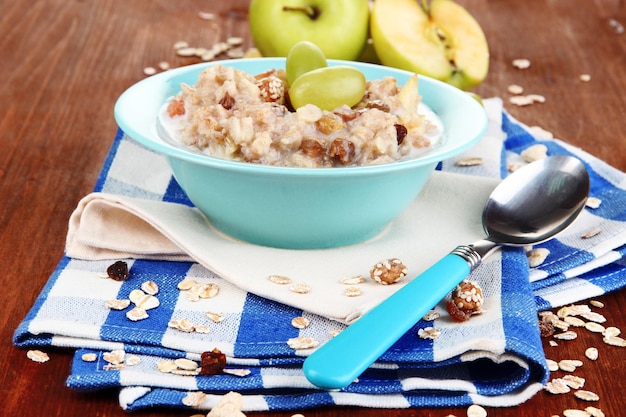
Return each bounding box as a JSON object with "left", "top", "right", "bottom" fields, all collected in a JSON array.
[
  {"left": 159, "top": 64, "right": 443, "bottom": 168},
  {"left": 114, "top": 58, "right": 487, "bottom": 249}
]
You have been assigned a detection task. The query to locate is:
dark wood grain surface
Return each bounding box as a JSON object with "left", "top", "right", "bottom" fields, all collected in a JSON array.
[{"left": 2, "top": 1, "right": 626, "bottom": 416}]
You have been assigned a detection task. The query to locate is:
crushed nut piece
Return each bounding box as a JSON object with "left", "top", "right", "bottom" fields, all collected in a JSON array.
[{"left": 370, "top": 257, "right": 408, "bottom": 285}]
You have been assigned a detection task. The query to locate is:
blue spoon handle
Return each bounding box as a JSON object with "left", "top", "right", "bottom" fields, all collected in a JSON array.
[{"left": 303, "top": 252, "right": 473, "bottom": 390}]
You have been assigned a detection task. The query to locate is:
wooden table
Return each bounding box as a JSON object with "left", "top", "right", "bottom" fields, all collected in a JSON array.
[{"left": 3, "top": 1, "right": 625, "bottom": 416}]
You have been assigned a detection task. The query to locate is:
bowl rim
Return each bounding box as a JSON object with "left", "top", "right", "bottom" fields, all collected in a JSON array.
[{"left": 114, "top": 58, "right": 488, "bottom": 177}]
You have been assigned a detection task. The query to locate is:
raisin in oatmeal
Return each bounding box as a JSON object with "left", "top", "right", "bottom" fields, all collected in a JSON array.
[{"left": 160, "top": 64, "right": 442, "bottom": 167}]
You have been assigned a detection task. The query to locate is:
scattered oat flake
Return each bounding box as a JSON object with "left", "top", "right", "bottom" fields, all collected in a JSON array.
[
  {"left": 558, "top": 304, "right": 591, "bottom": 317},
  {"left": 554, "top": 330, "right": 578, "bottom": 340},
  {"left": 563, "top": 375, "right": 586, "bottom": 389},
  {"left": 564, "top": 316, "right": 586, "bottom": 327},
  {"left": 175, "top": 358, "right": 199, "bottom": 371},
  {"left": 291, "top": 316, "right": 310, "bottom": 329},
  {"left": 585, "top": 347, "right": 599, "bottom": 360},
  {"left": 585, "top": 406, "right": 606, "bottom": 417},
  {"left": 521, "top": 144, "right": 548, "bottom": 162},
  {"left": 603, "top": 335, "right": 626, "bottom": 347},
  {"left": 198, "top": 11, "right": 215, "bottom": 20},
  {"left": 106, "top": 299, "right": 131, "bottom": 310},
  {"left": 341, "top": 275, "right": 365, "bottom": 285},
  {"left": 564, "top": 409, "right": 593, "bottom": 417},
  {"left": 581, "top": 311, "right": 606, "bottom": 323},
  {"left": 549, "top": 340, "right": 558, "bottom": 347},
  {"left": 287, "top": 336, "right": 319, "bottom": 350},
  {"left": 581, "top": 228, "right": 602, "bottom": 239},
  {"left": 546, "top": 358, "right": 559, "bottom": 371},
  {"left": 603, "top": 326, "right": 620, "bottom": 337},
  {"left": 103, "top": 349, "right": 125, "bottom": 365},
  {"left": 206, "top": 311, "right": 225, "bottom": 323},
  {"left": 168, "top": 318, "right": 196, "bottom": 332},
  {"left": 157, "top": 360, "right": 178, "bottom": 373},
  {"left": 509, "top": 95, "right": 534, "bottom": 106},
  {"left": 268, "top": 274, "right": 292, "bottom": 285},
  {"left": 141, "top": 281, "right": 159, "bottom": 295},
  {"left": 575, "top": 389, "right": 600, "bottom": 402},
  {"left": 344, "top": 286, "right": 363, "bottom": 297},
  {"left": 27, "top": 349, "right": 50, "bottom": 363},
  {"left": 223, "top": 368, "right": 252, "bottom": 377},
  {"left": 289, "top": 282, "right": 312, "bottom": 294},
  {"left": 466, "top": 404, "right": 487, "bottom": 417},
  {"left": 176, "top": 46, "right": 197, "bottom": 57},
  {"left": 585, "top": 321, "right": 605, "bottom": 333},
  {"left": 194, "top": 325, "right": 211, "bottom": 334},
  {"left": 455, "top": 156, "right": 483, "bottom": 167},
  {"left": 418, "top": 326, "right": 441, "bottom": 340},
  {"left": 173, "top": 40, "right": 189, "bottom": 50},
  {"left": 158, "top": 61, "right": 170, "bottom": 71},
  {"left": 178, "top": 278, "right": 198, "bottom": 290},
  {"left": 529, "top": 125, "right": 554, "bottom": 139},
  {"left": 579, "top": 74, "right": 591, "bottom": 82},
  {"left": 82, "top": 353, "right": 97, "bottom": 362},
  {"left": 558, "top": 359, "right": 583, "bottom": 372},
  {"left": 589, "top": 299, "right": 604, "bottom": 308},
  {"left": 527, "top": 247, "right": 550, "bottom": 267},
  {"left": 143, "top": 66, "right": 157, "bottom": 76},
  {"left": 507, "top": 84, "right": 524, "bottom": 94},
  {"left": 423, "top": 310, "right": 441, "bottom": 321},
  {"left": 183, "top": 391, "right": 207, "bottom": 408},
  {"left": 512, "top": 58, "right": 531, "bottom": 69},
  {"left": 585, "top": 197, "right": 602, "bottom": 209},
  {"left": 545, "top": 378, "right": 571, "bottom": 394}
]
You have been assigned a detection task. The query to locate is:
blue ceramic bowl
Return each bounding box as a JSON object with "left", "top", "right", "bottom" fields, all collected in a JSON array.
[{"left": 114, "top": 58, "right": 487, "bottom": 249}]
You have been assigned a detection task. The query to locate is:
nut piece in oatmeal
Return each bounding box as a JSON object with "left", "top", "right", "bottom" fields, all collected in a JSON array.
[{"left": 160, "top": 64, "right": 441, "bottom": 167}]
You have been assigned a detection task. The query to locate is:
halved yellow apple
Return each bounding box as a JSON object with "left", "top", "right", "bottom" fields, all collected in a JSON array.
[{"left": 371, "top": 0, "right": 489, "bottom": 90}]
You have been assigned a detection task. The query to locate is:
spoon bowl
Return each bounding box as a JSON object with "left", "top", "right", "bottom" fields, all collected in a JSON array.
[{"left": 303, "top": 155, "right": 590, "bottom": 389}]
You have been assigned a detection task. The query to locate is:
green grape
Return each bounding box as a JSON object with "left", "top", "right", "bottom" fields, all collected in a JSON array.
[
  {"left": 286, "top": 41, "right": 328, "bottom": 86},
  {"left": 289, "top": 66, "right": 366, "bottom": 111}
]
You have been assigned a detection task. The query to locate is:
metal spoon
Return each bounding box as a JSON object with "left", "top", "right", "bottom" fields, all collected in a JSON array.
[{"left": 303, "top": 155, "right": 590, "bottom": 389}]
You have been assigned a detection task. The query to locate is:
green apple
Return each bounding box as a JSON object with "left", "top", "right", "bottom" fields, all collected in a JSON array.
[
  {"left": 249, "top": 0, "right": 370, "bottom": 61},
  {"left": 370, "top": 0, "right": 489, "bottom": 90}
]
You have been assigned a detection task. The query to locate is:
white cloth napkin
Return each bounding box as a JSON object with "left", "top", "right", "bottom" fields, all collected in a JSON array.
[{"left": 66, "top": 170, "right": 500, "bottom": 324}]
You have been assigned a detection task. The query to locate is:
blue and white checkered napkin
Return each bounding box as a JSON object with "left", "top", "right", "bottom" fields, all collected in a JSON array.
[{"left": 13, "top": 98, "right": 626, "bottom": 413}]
